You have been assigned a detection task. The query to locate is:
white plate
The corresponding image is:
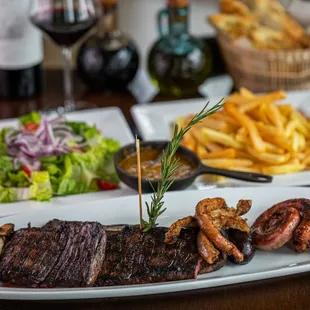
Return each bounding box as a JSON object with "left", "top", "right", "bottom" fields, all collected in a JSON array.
[
  {"left": 0, "top": 187, "right": 309, "bottom": 300},
  {"left": 0, "top": 107, "right": 136, "bottom": 217},
  {"left": 131, "top": 90, "right": 310, "bottom": 187},
  {"left": 0, "top": 107, "right": 134, "bottom": 147}
]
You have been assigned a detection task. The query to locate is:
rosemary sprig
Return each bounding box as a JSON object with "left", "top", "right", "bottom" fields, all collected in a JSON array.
[{"left": 142, "top": 99, "right": 225, "bottom": 232}]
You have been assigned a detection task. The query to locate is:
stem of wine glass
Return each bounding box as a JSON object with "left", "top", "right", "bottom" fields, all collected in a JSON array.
[{"left": 61, "top": 47, "right": 75, "bottom": 113}]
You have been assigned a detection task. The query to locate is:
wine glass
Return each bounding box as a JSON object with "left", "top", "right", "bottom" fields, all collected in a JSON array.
[{"left": 29, "top": 0, "right": 101, "bottom": 114}]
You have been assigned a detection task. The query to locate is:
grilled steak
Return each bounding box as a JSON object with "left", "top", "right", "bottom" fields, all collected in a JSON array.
[
  {"left": 199, "top": 252, "right": 227, "bottom": 274},
  {"left": 0, "top": 221, "right": 226, "bottom": 288},
  {"left": 96, "top": 225, "right": 226, "bottom": 286},
  {"left": 0, "top": 220, "right": 106, "bottom": 287}
]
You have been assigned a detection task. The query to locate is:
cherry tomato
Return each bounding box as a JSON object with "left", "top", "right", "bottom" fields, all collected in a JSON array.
[
  {"left": 24, "top": 123, "right": 39, "bottom": 131},
  {"left": 97, "top": 180, "right": 118, "bottom": 191},
  {"left": 22, "top": 165, "right": 32, "bottom": 177},
  {"left": 71, "top": 146, "right": 83, "bottom": 153}
]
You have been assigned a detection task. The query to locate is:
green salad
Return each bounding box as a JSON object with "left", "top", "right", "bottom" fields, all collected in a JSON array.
[{"left": 0, "top": 112, "right": 120, "bottom": 203}]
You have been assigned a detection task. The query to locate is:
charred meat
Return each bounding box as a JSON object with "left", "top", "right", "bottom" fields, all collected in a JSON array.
[
  {"left": 223, "top": 229, "right": 255, "bottom": 265},
  {"left": 0, "top": 220, "right": 107, "bottom": 287},
  {"left": 165, "top": 198, "right": 253, "bottom": 265},
  {"left": 0, "top": 198, "right": 256, "bottom": 288},
  {"left": 292, "top": 200, "right": 310, "bottom": 253},
  {"left": 96, "top": 225, "right": 226, "bottom": 286},
  {"left": 0, "top": 221, "right": 226, "bottom": 288},
  {"left": 195, "top": 198, "right": 251, "bottom": 263},
  {"left": 251, "top": 199, "right": 310, "bottom": 251}
]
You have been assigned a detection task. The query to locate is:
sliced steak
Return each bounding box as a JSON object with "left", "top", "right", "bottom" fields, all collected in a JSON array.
[
  {"left": 199, "top": 252, "right": 227, "bottom": 275},
  {"left": 96, "top": 225, "right": 226, "bottom": 286},
  {"left": 41, "top": 219, "right": 64, "bottom": 231},
  {"left": 43, "top": 221, "right": 106, "bottom": 287},
  {"left": 0, "top": 220, "right": 106, "bottom": 287},
  {"left": 0, "top": 228, "right": 64, "bottom": 287}
]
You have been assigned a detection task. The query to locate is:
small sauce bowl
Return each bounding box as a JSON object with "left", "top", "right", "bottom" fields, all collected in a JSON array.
[{"left": 114, "top": 141, "right": 273, "bottom": 193}]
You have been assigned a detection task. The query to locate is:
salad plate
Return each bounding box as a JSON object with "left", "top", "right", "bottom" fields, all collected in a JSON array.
[
  {"left": 0, "top": 107, "right": 136, "bottom": 216},
  {"left": 0, "top": 186, "right": 309, "bottom": 300},
  {"left": 0, "top": 107, "right": 134, "bottom": 147},
  {"left": 131, "top": 90, "right": 310, "bottom": 187}
]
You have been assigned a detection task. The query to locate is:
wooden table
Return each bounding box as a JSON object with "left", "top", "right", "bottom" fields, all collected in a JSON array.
[
  {"left": 0, "top": 70, "right": 309, "bottom": 310},
  {"left": 0, "top": 70, "right": 201, "bottom": 133}
]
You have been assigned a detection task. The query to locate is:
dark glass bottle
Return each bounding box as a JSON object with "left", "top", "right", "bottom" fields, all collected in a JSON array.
[
  {"left": 76, "top": 0, "right": 140, "bottom": 92},
  {"left": 0, "top": 0, "right": 43, "bottom": 99},
  {"left": 148, "top": 0, "right": 212, "bottom": 97}
]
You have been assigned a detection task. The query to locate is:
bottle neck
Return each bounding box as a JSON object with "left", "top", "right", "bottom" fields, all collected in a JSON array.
[
  {"left": 168, "top": 5, "right": 189, "bottom": 37},
  {"left": 99, "top": 3, "right": 118, "bottom": 36}
]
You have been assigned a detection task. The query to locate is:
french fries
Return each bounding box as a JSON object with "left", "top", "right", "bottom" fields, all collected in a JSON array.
[
  {"left": 225, "top": 102, "right": 266, "bottom": 152},
  {"left": 175, "top": 88, "right": 310, "bottom": 176}
]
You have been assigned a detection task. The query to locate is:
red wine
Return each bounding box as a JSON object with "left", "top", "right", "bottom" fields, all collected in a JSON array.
[
  {"left": 31, "top": 9, "right": 98, "bottom": 47},
  {"left": 0, "top": 0, "right": 43, "bottom": 99}
]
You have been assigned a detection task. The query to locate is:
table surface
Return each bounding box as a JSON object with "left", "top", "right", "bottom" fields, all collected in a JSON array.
[
  {"left": 0, "top": 70, "right": 309, "bottom": 310},
  {"left": 0, "top": 70, "right": 201, "bottom": 134}
]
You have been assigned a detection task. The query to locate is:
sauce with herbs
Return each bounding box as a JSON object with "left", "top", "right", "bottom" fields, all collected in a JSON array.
[{"left": 120, "top": 150, "right": 195, "bottom": 180}]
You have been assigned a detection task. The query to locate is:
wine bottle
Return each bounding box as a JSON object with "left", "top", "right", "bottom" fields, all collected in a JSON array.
[
  {"left": 76, "top": 0, "right": 140, "bottom": 92},
  {"left": 0, "top": 0, "right": 43, "bottom": 99},
  {"left": 148, "top": 0, "right": 212, "bottom": 97}
]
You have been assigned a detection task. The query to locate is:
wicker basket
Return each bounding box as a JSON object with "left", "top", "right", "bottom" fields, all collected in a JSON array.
[{"left": 217, "top": 33, "right": 310, "bottom": 92}]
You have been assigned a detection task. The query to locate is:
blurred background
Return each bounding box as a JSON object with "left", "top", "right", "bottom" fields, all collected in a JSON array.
[
  {"left": 1, "top": 0, "right": 310, "bottom": 118},
  {"left": 0, "top": 0, "right": 309, "bottom": 199},
  {"left": 44, "top": 0, "right": 218, "bottom": 69}
]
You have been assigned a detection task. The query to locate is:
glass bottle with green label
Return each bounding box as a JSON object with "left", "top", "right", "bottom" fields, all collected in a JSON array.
[{"left": 148, "top": 0, "right": 212, "bottom": 97}]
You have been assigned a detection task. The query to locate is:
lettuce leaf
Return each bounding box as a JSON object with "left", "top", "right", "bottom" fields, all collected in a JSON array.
[
  {"left": 6, "top": 171, "right": 30, "bottom": 188},
  {"left": 0, "top": 128, "right": 9, "bottom": 156},
  {"left": 65, "top": 121, "right": 98, "bottom": 141},
  {"left": 57, "top": 179, "right": 89, "bottom": 196},
  {"left": 0, "top": 187, "right": 16, "bottom": 203},
  {"left": 0, "top": 156, "right": 15, "bottom": 186},
  {"left": 0, "top": 156, "right": 14, "bottom": 172},
  {"left": 0, "top": 156, "right": 30, "bottom": 188},
  {"left": 29, "top": 171, "right": 52, "bottom": 201},
  {"left": 0, "top": 186, "right": 33, "bottom": 203},
  {"left": 19, "top": 111, "right": 41, "bottom": 126},
  {"left": 0, "top": 171, "right": 52, "bottom": 203},
  {"left": 41, "top": 135, "right": 120, "bottom": 196}
]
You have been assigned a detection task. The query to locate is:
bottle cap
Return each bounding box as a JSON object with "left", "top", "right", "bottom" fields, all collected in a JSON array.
[
  {"left": 168, "top": 0, "right": 188, "bottom": 8},
  {"left": 102, "top": 0, "right": 117, "bottom": 6}
]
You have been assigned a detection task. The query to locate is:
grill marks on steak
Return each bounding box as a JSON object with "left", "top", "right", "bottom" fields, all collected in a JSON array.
[
  {"left": 0, "top": 228, "right": 65, "bottom": 287},
  {"left": 0, "top": 220, "right": 106, "bottom": 287},
  {"left": 43, "top": 221, "right": 106, "bottom": 287},
  {"left": 96, "top": 226, "right": 226, "bottom": 286},
  {"left": 0, "top": 221, "right": 227, "bottom": 288}
]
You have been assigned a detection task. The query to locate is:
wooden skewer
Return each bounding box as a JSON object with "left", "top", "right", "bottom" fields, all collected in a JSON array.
[{"left": 136, "top": 136, "right": 143, "bottom": 230}]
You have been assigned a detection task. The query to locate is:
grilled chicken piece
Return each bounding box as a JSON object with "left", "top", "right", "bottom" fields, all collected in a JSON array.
[
  {"left": 165, "top": 216, "right": 221, "bottom": 264},
  {"left": 0, "top": 224, "right": 14, "bottom": 254},
  {"left": 195, "top": 198, "right": 252, "bottom": 263},
  {"left": 201, "top": 198, "right": 251, "bottom": 232},
  {"left": 236, "top": 200, "right": 252, "bottom": 216},
  {"left": 164, "top": 216, "right": 198, "bottom": 244}
]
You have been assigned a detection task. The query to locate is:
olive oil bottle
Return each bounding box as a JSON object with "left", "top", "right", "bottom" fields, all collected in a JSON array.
[{"left": 148, "top": 0, "right": 212, "bottom": 97}]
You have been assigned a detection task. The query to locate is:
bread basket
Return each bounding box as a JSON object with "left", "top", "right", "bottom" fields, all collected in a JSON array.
[{"left": 217, "top": 32, "right": 310, "bottom": 92}]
